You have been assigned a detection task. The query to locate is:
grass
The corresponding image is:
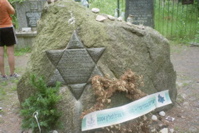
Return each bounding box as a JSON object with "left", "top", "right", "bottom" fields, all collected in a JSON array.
[
  {"left": 154, "top": 0, "right": 199, "bottom": 44},
  {"left": 0, "top": 79, "right": 19, "bottom": 101},
  {"left": 89, "top": 0, "right": 125, "bottom": 17},
  {"left": 2, "top": 46, "right": 31, "bottom": 57},
  {"left": 15, "top": 47, "right": 31, "bottom": 56},
  {"left": 0, "top": 87, "right": 7, "bottom": 100}
]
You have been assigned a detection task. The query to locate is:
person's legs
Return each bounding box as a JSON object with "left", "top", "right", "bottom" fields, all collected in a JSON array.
[
  {"left": 0, "top": 46, "right": 5, "bottom": 76},
  {"left": 0, "top": 27, "right": 18, "bottom": 78},
  {"left": 6, "top": 45, "right": 15, "bottom": 75}
]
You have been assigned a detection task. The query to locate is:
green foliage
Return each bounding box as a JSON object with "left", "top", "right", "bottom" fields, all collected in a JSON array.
[
  {"left": 8, "top": 0, "right": 25, "bottom": 4},
  {"left": 20, "top": 75, "right": 61, "bottom": 132},
  {"left": 154, "top": 0, "right": 199, "bottom": 43}
]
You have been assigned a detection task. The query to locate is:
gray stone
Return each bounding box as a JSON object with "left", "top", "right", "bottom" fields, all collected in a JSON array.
[
  {"left": 91, "top": 8, "right": 100, "bottom": 13},
  {"left": 107, "top": 15, "right": 115, "bottom": 21},
  {"left": 169, "top": 128, "right": 174, "bottom": 133},
  {"left": 188, "top": 126, "right": 198, "bottom": 132},
  {"left": 152, "top": 115, "right": 158, "bottom": 121},
  {"left": 159, "top": 111, "right": 166, "bottom": 116},
  {"left": 125, "top": 0, "right": 154, "bottom": 27},
  {"left": 15, "top": 0, "right": 45, "bottom": 48},
  {"left": 96, "top": 15, "right": 107, "bottom": 22},
  {"left": 15, "top": 31, "right": 37, "bottom": 48},
  {"left": 17, "top": 0, "right": 177, "bottom": 132},
  {"left": 160, "top": 128, "right": 168, "bottom": 133},
  {"left": 15, "top": 0, "right": 46, "bottom": 30}
]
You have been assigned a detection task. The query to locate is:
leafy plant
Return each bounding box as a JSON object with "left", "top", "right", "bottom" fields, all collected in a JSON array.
[{"left": 20, "top": 74, "right": 61, "bottom": 133}]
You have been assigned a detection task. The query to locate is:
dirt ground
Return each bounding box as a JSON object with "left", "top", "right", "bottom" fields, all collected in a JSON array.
[{"left": 0, "top": 44, "right": 198, "bottom": 133}]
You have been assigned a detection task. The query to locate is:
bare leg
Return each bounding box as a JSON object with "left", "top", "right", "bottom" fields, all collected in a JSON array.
[
  {"left": 6, "top": 45, "right": 15, "bottom": 75},
  {"left": 0, "top": 46, "right": 5, "bottom": 76}
]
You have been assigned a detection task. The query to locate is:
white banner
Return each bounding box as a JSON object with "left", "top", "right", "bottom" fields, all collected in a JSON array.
[{"left": 82, "top": 90, "right": 172, "bottom": 131}]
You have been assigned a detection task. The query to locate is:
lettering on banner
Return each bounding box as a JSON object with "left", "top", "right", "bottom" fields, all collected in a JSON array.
[
  {"left": 97, "top": 112, "right": 125, "bottom": 123},
  {"left": 128, "top": 98, "right": 155, "bottom": 113}
]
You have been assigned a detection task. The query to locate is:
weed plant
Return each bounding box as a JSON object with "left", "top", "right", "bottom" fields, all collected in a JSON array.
[{"left": 20, "top": 75, "right": 61, "bottom": 132}]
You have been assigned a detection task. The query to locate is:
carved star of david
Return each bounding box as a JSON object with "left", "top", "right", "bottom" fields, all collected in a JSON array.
[
  {"left": 46, "top": 31, "right": 105, "bottom": 100},
  {"left": 158, "top": 94, "right": 165, "bottom": 103}
]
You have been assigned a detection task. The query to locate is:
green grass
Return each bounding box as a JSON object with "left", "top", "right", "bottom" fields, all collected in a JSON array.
[
  {"left": 0, "top": 79, "right": 19, "bottom": 101},
  {"left": 154, "top": 0, "right": 199, "bottom": 44},
  {"left": 2, "top": 46, "right": 31, "bottom": 57},
  {"left": 0, "top": 87, "right": 7, "bottom": 100},
  {"left": 15, "top": 47, "right": 31, "bottom": 56},
  {"left": 89, "top": 0, "right": 125, "bottom": 17}
]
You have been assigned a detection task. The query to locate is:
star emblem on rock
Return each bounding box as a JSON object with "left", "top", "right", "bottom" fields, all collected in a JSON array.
[{"left": 46, "top": 31, "right": 105, "bottom": 100}]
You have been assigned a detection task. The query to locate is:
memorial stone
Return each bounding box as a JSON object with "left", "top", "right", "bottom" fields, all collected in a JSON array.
[
  {"left": 125, "top": 0, "right": 154, "bottom": 27},
  {"left": 17, "top": 1, "right": 177, "bottom": 132},
  {"left": 15, "top": 0, "right": 46, "bottom": 30}
]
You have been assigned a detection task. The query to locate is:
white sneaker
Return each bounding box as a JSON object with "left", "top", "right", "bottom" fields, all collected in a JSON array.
[{"left": 9, "top": 73, "right": 21, "bottom": 79}]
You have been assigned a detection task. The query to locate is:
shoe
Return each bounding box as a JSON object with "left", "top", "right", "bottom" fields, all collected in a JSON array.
[
  {"left": 9, "top": 73, "right": 21, "bottom": 79},
  {"left": 0, "top": 75, "right": 8, "bottom": 81}
]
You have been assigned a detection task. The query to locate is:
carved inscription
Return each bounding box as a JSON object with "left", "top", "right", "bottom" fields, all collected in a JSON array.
[
  {"left": 57, "top": 49, "right": 95, "bottom": 84},
  {"left": 30, "top": 1, "right": 43, "bottom": 11},
  {"left": 30, "top": 1, "right": 38, "bottom": 10},
  {"left": 46, "top": 31, "right": 105, "bottom": 99},
  {"left": 126, "top": 0, "right": 154, "bottom": 27},
  {"left": 26, "top": 11, "right": 41, "bottom": 27}
]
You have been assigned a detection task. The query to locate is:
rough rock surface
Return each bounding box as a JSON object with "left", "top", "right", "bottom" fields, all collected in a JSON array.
[{"left": 17, "top": 0, "right": 177, "bottom": 132}]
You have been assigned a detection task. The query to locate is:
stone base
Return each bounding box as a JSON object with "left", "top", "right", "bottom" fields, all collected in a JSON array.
[{"left": 16, "top": 31, "right": 37, "bottom": 48}]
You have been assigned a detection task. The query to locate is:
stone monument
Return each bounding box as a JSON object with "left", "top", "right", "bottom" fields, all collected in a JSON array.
[
  {"left": 17, "top": 0, "right": 177, "bottom": 132},
  {"left": 15, "top": 0, "right": 45, "bottom": 48},
  {"left": 125, "top": 0, "right": 154, "bottom": 27},
  {"left": 15, "top": 0, "right": 45, "bottom": 30}
]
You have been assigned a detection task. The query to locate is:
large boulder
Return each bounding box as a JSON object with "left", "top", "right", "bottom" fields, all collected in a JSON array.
[{"left": 17, "top": 0, "right": 177, "bottom": 132}]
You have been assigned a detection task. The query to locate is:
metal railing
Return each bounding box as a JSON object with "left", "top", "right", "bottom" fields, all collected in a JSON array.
[{"left": 154, "top": 0, "right": 199, "bottom": 43}]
